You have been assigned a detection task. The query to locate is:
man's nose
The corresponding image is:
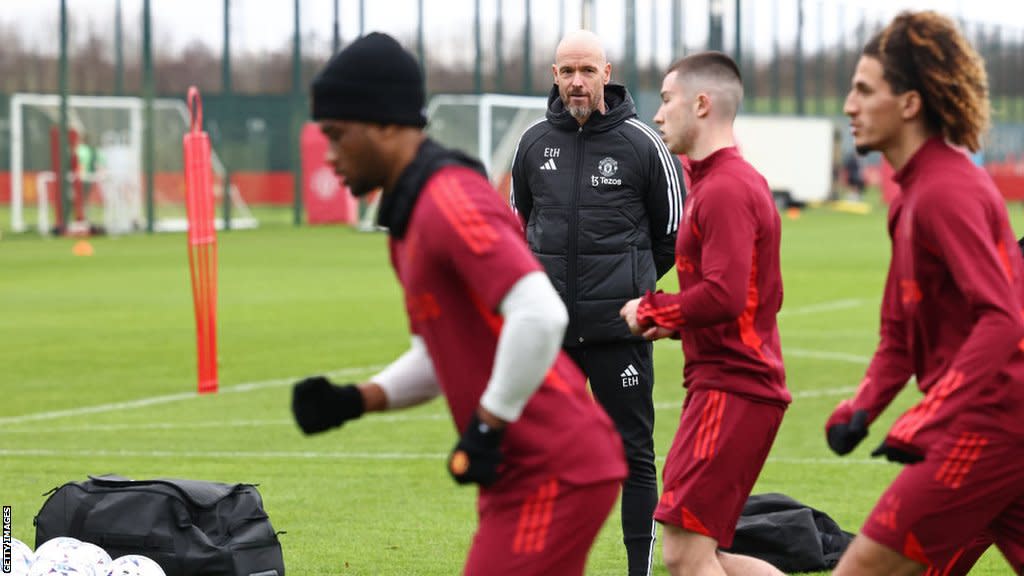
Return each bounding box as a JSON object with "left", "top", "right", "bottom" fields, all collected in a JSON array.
[{"left": 842, "top": 91, "right": 857, "bottom": 116}]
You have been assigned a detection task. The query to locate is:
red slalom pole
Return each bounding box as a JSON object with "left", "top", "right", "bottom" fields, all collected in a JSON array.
[{"left": 183, "top": 86, "right": 218, "bottom": 394}]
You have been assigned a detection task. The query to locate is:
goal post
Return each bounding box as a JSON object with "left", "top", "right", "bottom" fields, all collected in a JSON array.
[
  {"left": 425, "top": 93, "right": 548, "bottom": 198},
  {"left": 9, "top": 93, "right": 257, "bottom": 234}
]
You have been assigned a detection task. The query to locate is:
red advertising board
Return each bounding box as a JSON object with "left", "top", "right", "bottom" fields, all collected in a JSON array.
[{"left": 301, "top": 122, "right": 357, "bottom": 225}]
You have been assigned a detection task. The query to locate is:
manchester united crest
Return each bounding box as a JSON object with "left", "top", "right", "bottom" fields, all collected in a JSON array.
[{"left": 598, "top": 157, "right": 618, "bottom": 177}]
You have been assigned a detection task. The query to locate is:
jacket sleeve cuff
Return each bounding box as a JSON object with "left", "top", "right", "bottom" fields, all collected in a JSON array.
[{"left": 638, "top": 290, "right": 686, "bottom": 330}]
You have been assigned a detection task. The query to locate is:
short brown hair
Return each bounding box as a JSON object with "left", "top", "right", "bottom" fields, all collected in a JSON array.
[
  {"left": 666, "top": 51, "right": 743, "bottom": 116},
  {"left": 864, "top": 11, "right": 989, "bottom": 151},
  {"left": 666, "top": 51, "right": 742, "bottom": 87}
]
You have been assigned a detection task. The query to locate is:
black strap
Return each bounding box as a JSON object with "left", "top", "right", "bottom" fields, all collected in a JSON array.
[{"left": 67, "top": 493, "right": 105, "bottom": 538}]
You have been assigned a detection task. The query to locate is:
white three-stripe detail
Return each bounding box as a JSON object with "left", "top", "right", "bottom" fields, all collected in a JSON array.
[
  {"left": 625, "top": 118, "right": 683, "bottom": 235},
  {"left": 509, "top": 118, "right": 548, "bottom": 215}
]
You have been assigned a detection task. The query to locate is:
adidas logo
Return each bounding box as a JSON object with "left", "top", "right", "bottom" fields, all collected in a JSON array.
[
  {"left": 620, "top": 364, "right": 640, "bottom": 388},
  {"left": 539, "top": 158, "right": 557, "bottom": 171}
]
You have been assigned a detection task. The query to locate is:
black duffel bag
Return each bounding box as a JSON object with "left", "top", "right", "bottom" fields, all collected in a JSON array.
[
  {"left": 723, "top": 492, "right": 854, "bottom": 573},
  {"left": 34, "top": 474, "right": 285, "bottom": 576}
]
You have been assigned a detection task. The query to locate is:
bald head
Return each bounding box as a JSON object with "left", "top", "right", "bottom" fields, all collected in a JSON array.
[
  {"left": 552, "top": 30, "right": 612, "bottom": 124},
  {"left": 555, "top": 29, "right": 607, "bottom": 65}
]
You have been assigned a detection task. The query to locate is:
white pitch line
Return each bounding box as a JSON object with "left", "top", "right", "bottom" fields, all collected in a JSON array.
[
  {"left": 0, "top": 448, "right": 448, "bottom": 460},
  {"left": 652, "top": 385, "right": 856, "bottom": 411},
  {"left": 4, "top": 299, "right": 870, "bottom": 427},
  {"left": 766, "top": 456, "right": 888, "bottom": 466},
  {"left": 6, "top": 386, "right": 852, "bottom": 434},
  {"left": 0, "top": 447, "right": 887, "bottom": 466},
  {"left": 4, "top": 385, "right": 857, "bottom": 434},
  {"left": 786, "top": 348, "right": 871, "bottom": 364},
  {"left": 784, "top": 386, "right": 859, "bottom": 398},
  {"left": 3, "top": 385, "right": 860, "bottom": 434},
  {"left": 0, "top": 364, "right": 387, "bottom": 426},
  {"left": 2, "top": 413, "right": 449, "bottom": 434},
  {"left": 0, "top": 419, "right": 296, "bottom": 433},
  {"left": 778, "top": 298, "right": 870, "bottom": 317},
  {"left": 1, "top": 299, "right": 873, "bottom": 430}
]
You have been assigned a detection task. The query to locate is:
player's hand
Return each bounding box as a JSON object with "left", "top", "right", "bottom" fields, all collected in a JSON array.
[
  {"left": 448, "top": 411, "right": 505, "bottom": 487},
  {"left": 871, "top": 436, "right": 924, "bottom": 464},
  {"left": 825, "top": 400, "right": 869, "bottom": 456},
  {"left": 642, "top": 325, "right": 675, "bottom": 341},
  {"left": 620, "top": 298, "right": 646, "bottom": 335},
  {"left": 291, "top": 376, "right": 365, "bottom": 435}
]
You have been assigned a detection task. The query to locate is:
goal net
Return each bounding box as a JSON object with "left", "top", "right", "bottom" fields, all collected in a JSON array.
[
  {"left": 9, "top": 93, "right": 257, "bottom": 234},
  {"left": 425, "top": 94, "right": 548, "bottom": 199}
]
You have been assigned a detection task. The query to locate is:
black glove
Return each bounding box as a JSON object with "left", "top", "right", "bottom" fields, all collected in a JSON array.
[
  {"left": 825, "top": 403, "right": 870, "bottom": 456},
  {"left": 448, "top": 412, "right": 505, "bottom": 487},
  {"left": 291, "top": 376, "right": 365, "bottom": 435},
  {"left": 871, "top": 437, "right": 925, "bottom": 464}
]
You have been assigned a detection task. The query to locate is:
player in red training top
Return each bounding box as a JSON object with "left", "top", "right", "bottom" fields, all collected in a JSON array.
[
  {"left": 827, "top": 11, "right": 1024, "bottom": 576},
  {"left": 620, "top": 51, "right": 789, "bottom": 576},
  {"left": 289, "top": 33, "right": 626, "bottom": 576}
]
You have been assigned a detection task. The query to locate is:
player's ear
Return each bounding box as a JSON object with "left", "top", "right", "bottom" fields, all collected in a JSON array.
[
  {"left": 900, "top": 90, "right": 923, "bottom": 121},
  {"left": 695, "top": 92, "right": 712, "bottom": 118},
  {"left": 603, "top": 62, "right": 612, "bottom": 84}
]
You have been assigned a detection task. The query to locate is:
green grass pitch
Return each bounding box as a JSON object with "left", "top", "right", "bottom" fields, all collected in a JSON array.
[{"left": 0, "top": 195, "right": 1020, "bottom": 574}]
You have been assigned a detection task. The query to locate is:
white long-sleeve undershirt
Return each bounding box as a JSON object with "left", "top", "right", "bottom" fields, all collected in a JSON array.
[
  {"left": 372, "top": 271, "right": 568, "bottom": 422},
  {"left": 479, "top": 271, "right": 568, "bottom": 422},
  {"left": 371, "top": 336, "right": 440, "bottom": 409}
]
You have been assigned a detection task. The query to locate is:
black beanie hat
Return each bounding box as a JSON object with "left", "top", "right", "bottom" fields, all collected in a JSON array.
[{"left": 311, "top": 32, "right": 427, "bottom": 127}]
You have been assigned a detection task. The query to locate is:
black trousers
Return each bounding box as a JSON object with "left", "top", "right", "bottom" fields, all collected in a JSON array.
[{"left": 567, "top": 340, "right": 658, "bottom": 576}]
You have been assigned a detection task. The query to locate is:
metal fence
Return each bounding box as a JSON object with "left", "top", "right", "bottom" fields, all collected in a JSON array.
[{"left": 1, "top": 0, "right": 1021, "bottom": 227}]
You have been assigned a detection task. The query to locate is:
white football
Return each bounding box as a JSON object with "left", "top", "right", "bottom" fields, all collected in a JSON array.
[
  {"left": 71, "top": 542, "right": 112, "bottom": 575},
  {"left": 27, "top": 557, "right": 92, "bottom": 576},
  {"left": 32, "top": 537, "right": 84, "bottom": 564},
  {"left": 105, "top": 555, "right": 166, "bottom": 576},
  {"left": 9, "top": 537, "right": 34, "bottom": 575}
]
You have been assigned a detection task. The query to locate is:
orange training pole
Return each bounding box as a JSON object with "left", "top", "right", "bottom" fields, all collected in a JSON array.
[{"left": 183, "top": 86, "right": 218, "bottom": 394}]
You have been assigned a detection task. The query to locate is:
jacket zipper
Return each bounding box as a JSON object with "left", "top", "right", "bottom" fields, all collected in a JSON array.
[{"left": 569, "top": 126, "right": 584, "bottom": 343}]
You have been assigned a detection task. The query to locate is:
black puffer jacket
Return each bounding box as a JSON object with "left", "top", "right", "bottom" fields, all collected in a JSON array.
[{"left": 510, "top": 84, "right": 685, "bottom": 347}]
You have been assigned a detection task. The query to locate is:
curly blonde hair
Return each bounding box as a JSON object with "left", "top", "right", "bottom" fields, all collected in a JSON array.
[{"left": 864, "top": 11, "right": 989, "bottom": 152}]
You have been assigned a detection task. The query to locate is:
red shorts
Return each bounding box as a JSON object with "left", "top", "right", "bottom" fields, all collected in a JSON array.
[
  {"left": 939, "top": 532, "right": 996, "bottom": 576},
  {"left": 463, "top": 478, "right": 620, "bottom": 576},
  {"left": 861, "top": 422, "right": 1024, "bottom": 574},
  {"left": 654, "top": 388, "right": 784, "bottom": 548}
]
